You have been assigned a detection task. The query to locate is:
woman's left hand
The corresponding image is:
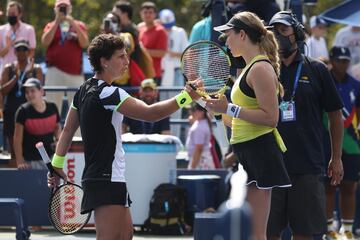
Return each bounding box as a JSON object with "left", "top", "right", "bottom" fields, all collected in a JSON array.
[{"left": 205, "top": 95, "right": 228, "bottom": 113}]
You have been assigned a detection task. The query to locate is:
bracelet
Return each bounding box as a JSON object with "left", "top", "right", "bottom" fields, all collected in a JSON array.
[
  {"left": 226, "top": 103, "right": 241, "bottom": 118},
  {"left": 52, "top": 154, "right": 66, "bottom": 168},
  {"left": 175, "top": 91, "right": 192, "bottom": 108}
]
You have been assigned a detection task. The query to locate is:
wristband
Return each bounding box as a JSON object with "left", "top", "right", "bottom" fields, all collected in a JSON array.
[
  {"left": 195, "top": 98, "right": 206, "bottom": 108},
  {"left": 226, "top": 103, "right": 241, "bottom": 118},
  {"left": 52, "top": 154, "right": 66, "bottom": 168},
  {"left": 175, "top": 91, "right": 193, "bottom": 108}
]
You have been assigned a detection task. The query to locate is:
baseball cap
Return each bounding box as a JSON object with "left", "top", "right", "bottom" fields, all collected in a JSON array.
[
  {"left": 55, "top": 0, "right": 71, "bottom": 7},
  {"left": 22, "top": 78, "right": 42, "bottom": 89},
  {"left": 14, "top": 39, "right": 29, "bottom": 50},
  {"left": 309, "top": 16, "right": 327, "bottom": 28},
  {"left": 141, "top": 78, "right": 157, "bottom": 90},
  {"left": 159, "top": 9, "right": 175, "bottom": 29},
  {"left": 269, "top": 11, "right": 297, "bottom": 26},
  {"left": 329, "top": 46, "right": 351, "bottom": 61}
]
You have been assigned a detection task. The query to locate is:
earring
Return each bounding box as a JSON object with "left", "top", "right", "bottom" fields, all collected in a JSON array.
[{"left": 104, "top": 64, "right": 108, "bottom": 68}]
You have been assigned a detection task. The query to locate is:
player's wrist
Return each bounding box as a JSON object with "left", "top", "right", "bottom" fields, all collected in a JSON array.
[
  {"left": 52, "top": 154, "right": 65, "bottom": 168},
  {"left": 175, "top": 91, "right": 192, "bottom": 108},
  {"left": 226, "top": 103, "right": 241, "bottom": 118}
]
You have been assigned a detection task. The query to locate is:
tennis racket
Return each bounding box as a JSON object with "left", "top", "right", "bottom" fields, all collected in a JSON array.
[
  {"left": 36, "top": 142, "right": 91, "bottom": 235},
  {"left": 181, "top": 40, "right": 231, "bottom": 145}
]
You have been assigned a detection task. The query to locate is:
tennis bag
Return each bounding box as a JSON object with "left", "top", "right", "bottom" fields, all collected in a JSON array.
[{"left": 143, "top": 183, "right": 187, "bottom": 235}]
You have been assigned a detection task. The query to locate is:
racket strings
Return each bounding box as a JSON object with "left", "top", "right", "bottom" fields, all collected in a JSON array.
[
  {"left": 182, "top": 44, "right": 230, "bottom": 95},
  {"left": 50, "top": 184, "right": 89, "bottom": 234}
]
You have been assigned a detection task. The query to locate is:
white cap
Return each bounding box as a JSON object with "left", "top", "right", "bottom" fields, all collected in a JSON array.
[
  {"left": 159, "top": 9, "right": 175, "bottom": 29},
  {"left": 309, "top": 16, "right": 326, "bottom": 28}
]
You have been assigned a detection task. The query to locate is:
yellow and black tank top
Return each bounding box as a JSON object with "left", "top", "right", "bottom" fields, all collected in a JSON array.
[{"left": 230, "top": 55, "right": 286, "bottom": 152}]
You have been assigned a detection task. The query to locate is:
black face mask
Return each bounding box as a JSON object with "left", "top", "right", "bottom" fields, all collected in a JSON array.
[
  {"left": 274, "top": 31, "right": 297, "bottom": 58},
  {"left": 7, "top": 16, "right": 18, "bottom": 26}
]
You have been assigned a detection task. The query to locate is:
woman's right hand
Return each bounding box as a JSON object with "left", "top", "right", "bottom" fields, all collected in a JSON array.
[{"left": 47, "top": 167, "right": 67, "bottom": 188}]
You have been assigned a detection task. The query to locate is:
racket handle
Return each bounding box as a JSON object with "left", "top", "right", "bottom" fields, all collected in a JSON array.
[
  {"left": 215, "top": 117, "right": 229, "bottom": 146},
  {"left": 36, "top": 142, "right": 54, "bottom": 175}
]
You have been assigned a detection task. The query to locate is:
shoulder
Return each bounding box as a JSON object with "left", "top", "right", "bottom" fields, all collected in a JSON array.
[
  {"left": 20, "top": 22, "right": 35, "bottom": 31},
  {"left": 303, "top": 55, "right": 327, "bottom": 70},
  {"left": 74, "top": 20, "right": 87, "bottom": 29},
  {"left": 248, "top": 60, "right": 276, "bottom": 81}
]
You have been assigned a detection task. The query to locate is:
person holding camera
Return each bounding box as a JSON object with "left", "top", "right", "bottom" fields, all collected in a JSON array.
[
  {"left": 41, "top": 0, "right": 88, "bottom": 110},
  {"left": 101, "top": 11, "right": 120, "bottom": 35}
]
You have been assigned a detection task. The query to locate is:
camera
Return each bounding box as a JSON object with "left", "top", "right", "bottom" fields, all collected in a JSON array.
[
  {"left": 59, "top": 5, "right": 67, "bottom": 15},
  {"left": 104, "top": 19, "right": 111, "bottom": 31}
]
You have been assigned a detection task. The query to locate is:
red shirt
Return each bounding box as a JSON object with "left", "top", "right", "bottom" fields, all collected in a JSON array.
[
  {"left": 43, "top": 20, "right": 87, "bottom": 75},
  {"left": 138, "top": 23, "right": 167, "bottom": 78}
]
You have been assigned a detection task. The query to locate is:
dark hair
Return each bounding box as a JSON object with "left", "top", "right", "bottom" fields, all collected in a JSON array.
[
  {"left": 88, "top": 34, "right": 125, "bottom": 73},
  {"left": 190, "top": 103, "right": 213, "bottom": 133},
  {"left": 114, "top": 1, "right": 133, "bottom": 20},
  {"left": 7, "top": 1, "right": 23, "bottom": 14},
  {"left": 141, "top": 1, "right": 156, "bottom": 11}
]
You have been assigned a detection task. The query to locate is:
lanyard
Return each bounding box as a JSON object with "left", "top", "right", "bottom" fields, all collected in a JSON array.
[
  {"left": 15, "top": 71, "right": 26, "bottom": 97},
  {"left": 288, "top": 62, "right": 303, "bottom": 101}
]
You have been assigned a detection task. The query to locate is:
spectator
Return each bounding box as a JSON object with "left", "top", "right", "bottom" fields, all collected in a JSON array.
[
  {"left": 14, "top": 78, "right": 61, "bottom": 170},
  {"left": 186, "top": 103, "right": 215, "bottom": 170},
  {"left": 0, "top": 1, "right": 36, "bottom": 74},
  {"left": 324, "top": 46, "right": 360, "bottom": 240},
  {"left": 100, "top": 11, "right": 120, "bottom": 35},
  {"left": 267, "top": 11, "right": 344, "bottom": 239},
  {"left": 333, "top": 25, "right": 360, "bottom": 79},
  {"left": 122, "top": 78, "right": 170, "bottom": 135},
  {"left": 113, "top": 1, "right": 155, "bottom": 79},
  {"left": 159, "top": 9, "right": 188, "bottom": 87},
  {"left": 41, "top": 0, "right": 88, "bottom": 110},
  {"left": 1, "top": 39, "right": 42, "bottom": 168},
  {"left": 305, "top": 16, "right": 329, "bottom": 60},
  {"left": 138, "top": 1, "right": 167, "bottom": 85},
  {"left": 189, "top": 1, "right": 212, "bottom": 44}
]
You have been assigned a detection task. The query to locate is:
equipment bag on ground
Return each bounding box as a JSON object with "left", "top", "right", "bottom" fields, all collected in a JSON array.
[{"left": 143, "top": 183, "right": 187, "bottom": 235}]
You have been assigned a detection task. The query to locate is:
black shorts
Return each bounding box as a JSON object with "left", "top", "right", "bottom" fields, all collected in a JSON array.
[
  {"left": 232, "top": 132, "right": 291, "bottom": 189},
  {"left": 267, "top": 174, "right": 327, "bottom": 236},
  {"left": 325, "top": 153, "right": 360, "bottom": 181},
  {"left": 81, "top": 181, "right": 132, "bottom": 214}
]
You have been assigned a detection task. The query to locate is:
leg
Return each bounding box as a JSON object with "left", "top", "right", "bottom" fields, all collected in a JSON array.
[
  {"left": 246, "top": 183, "right": 272, "bottom": 240},
  {"left": 339, "top": 180, "right": 357, "bottom": 238},
  {"left": 325, "top": 182, "right": 339, "bottom": 235},
  {"left": 94, "top": 204, "right": 133, "bottom": 240}
]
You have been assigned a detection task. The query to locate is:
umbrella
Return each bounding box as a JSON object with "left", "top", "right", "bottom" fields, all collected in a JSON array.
[{"left": 319, "top": 0, "right": 360, "bottom": 27}]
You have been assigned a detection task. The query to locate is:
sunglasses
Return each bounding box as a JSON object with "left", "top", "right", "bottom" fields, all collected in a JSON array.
[{"left": 15, "top": 46, "right": 29, "bottom": 52}]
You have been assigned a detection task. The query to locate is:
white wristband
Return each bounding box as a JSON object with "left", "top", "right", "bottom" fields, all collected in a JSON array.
[
  {"left": 226, "top": 103, "right": 241, "bottom": 118},
  {"left": 195, "top": 98, "right": 206, "bottom": 108}
]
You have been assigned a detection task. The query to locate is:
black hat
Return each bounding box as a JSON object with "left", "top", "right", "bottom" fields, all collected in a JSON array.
[
  {"left": 330, "top": 46, "right": 351, "bottom": 61},
  {"left": 22, "top": 78, "right": 42, "bottom": 89},
  {"left": 214, "top": 16, "right": 262, "bottom": 41},
  {"left": 269, "top": 11, "right": 297, "bottom": 26}
]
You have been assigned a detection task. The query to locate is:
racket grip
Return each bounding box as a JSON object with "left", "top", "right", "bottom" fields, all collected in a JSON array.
[{"left": 36, "top": 142, "right": 54, "bottom": 174}]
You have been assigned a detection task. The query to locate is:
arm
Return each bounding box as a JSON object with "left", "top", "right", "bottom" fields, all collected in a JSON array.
[
  {"left": 55, "top": 108, "right": 79, "bottom": 156},
  {"left": 189, "top": 144, "right": 203, "bottom": 169},
  {"left": 161, "top": 130, "right": 171, "bottom": 135},
  {"left": 146, "top": 49, "right": 167, "bottom": 58},
  {"left": 41, "top": 21, "right": 60, "bottom": 49},
  {"left": 0, "top": 34, "right": 12, "bottom": 57},
  {"left": 327, "top": 110, "right": 344, "bottom": 185},
  {"left": 68, "top": 17, "right": 89, "bottom": 48},
  {"left": 1, "top": 66, "right": 17, "bottom": 96},
  {"left": 119, "top": 97, "right": 180, "bottom": 122},
  {"left": 35, "top": 67, "right": 44, "bottom": 85},
  {"left": 13, "top": 123, "right": 29, "bottom": 169},
  {"left": 122, "top": 123, "right": 129, "bottom": 133}
]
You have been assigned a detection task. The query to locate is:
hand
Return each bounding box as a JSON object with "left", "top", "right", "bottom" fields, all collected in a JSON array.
[
  {"left": 24, "top": 58, "right": 34, "bottom": 73},
  {"left": 17, "top": 160, "right": 31, "bottom": 170},
  {"left": 205, "top": 95, "right": 228, "bottom": 114},
  {"left": 184, "top": 84, "right": 201, "bottom": 101},
  {"left": 47, "top": 167, "right": 67, "bottom": 188},
  {"left": 327, "top": 157, "right": 343, "bottom": 186}
]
